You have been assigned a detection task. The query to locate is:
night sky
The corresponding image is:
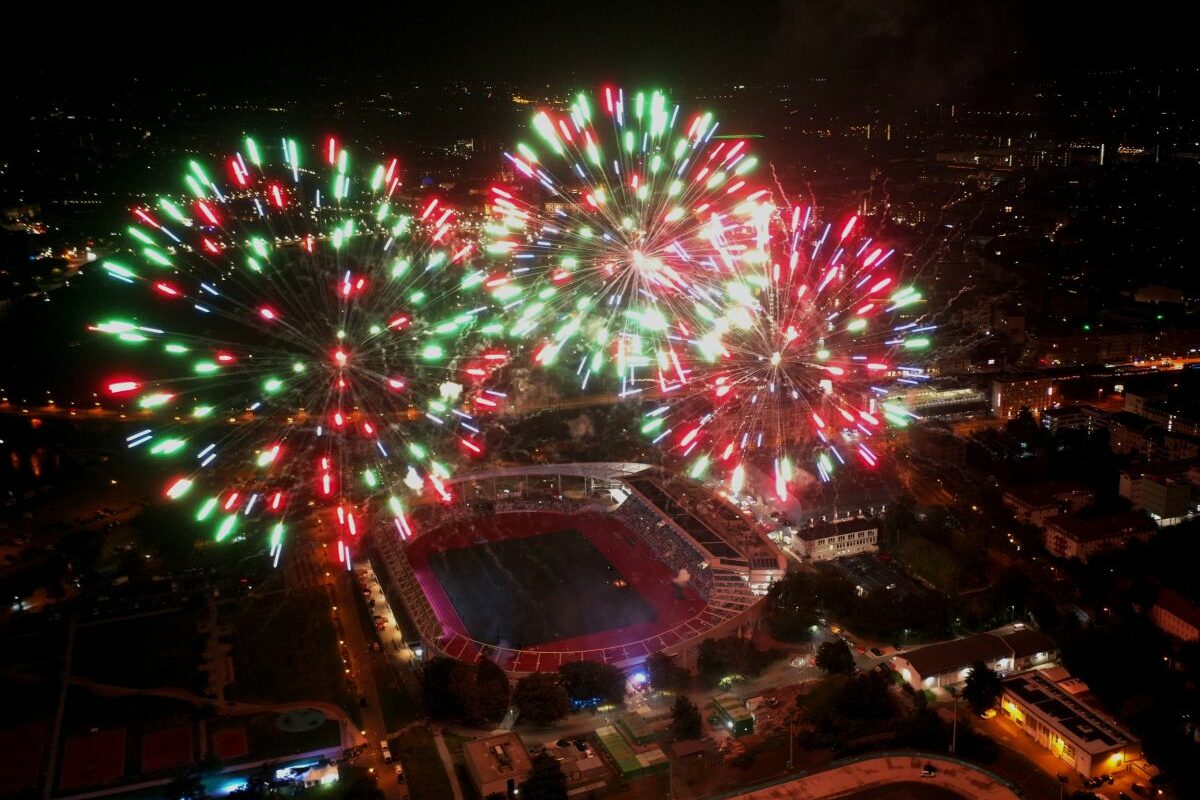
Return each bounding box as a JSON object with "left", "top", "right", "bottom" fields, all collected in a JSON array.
[{"left": 7, "top": 1, "right": 1195, "bottom": 103}]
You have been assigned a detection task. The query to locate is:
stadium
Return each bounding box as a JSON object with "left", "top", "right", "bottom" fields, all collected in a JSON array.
[{"left": 374, "top": 463, "right": 785, "bottom": 673}]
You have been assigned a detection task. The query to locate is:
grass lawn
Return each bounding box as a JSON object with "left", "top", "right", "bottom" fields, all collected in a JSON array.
[
  {"left": 72, "top": 609, "right": 203, "bottom": 691},
  {"left": 377, "top": 682, "right": 420, "bottom": 732},
  {"left": 225, "top": 587, "right": 351, "bottom": 711},
  {"left": 207, "top": 712, "right": 341, "bottom": 764},
  {"left": 390, "top": 728, "right": 453, "bottom": 800},
  {"left": 442, "top": 730, "right": 474, "bottom": 761}
]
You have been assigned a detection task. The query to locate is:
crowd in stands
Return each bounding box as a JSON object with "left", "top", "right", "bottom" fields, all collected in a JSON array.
[
  {"left": 398, "top": 476, "right": 724, "bottom": 603},
  {"left": 612, "top": 493, "right": 714, "bottom": 599},
  {"left": 373, "top": 476, "right": 768, "bottom": 666}
]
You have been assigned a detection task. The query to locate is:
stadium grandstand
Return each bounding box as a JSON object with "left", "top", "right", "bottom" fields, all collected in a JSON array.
[{"left": 371, "top": 463, "right": 784, "bottom": 673}]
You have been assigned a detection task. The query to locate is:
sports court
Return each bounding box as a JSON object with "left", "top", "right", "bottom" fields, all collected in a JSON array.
[
  {"left": 408, "top": 511, "right": 707, "bottom": 653},
  {"left": 59, "top": 728, "right": 125, "bottom": 790},
  {"left": 141, "top": 724, "right": 193, "bottom": 772}
]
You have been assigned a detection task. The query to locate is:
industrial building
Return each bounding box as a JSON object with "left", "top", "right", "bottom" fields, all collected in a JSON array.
[{"left": 1000, "top": 671, "right": 1140, "bottom": 778}]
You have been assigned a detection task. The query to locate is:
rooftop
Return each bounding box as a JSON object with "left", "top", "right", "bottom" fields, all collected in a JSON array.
[
  {"left": 463, "top": 733, "right": 533, "bottom": 785},
  {"left": 898, "top": 633, "right": 1011, "bottom": 677},
  {"left": 1002, "top": 481, "right": 1093, "bottom": 509},
  {"left": 1154, "top": 586, "right": 1200, "bottom": 630},
  {"left": 1045, "top": 512, "right": 1157, "bottom": 543},
  {"left": 712, "top": 693, "right": 753, "bottom": 722},
  {"left": 1002, "top": 671, "right": 1137, "bottom": 755},
  {"left": 897, "top": 628, "right": 1057, "bottom": 678},
  {"left": 794, "top": 517, "right": 880, "bottom": 542},
  {"left": 1000, "top": 629, "right": 1058, "bottom": 660},
  {"left": 1040, "top": 405, "right": 1099, "bottom": 418}
]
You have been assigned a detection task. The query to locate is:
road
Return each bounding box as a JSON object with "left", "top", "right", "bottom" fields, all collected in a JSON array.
[
  {"left": 731, "top": 754, "right": 1022, "bottom": 800},
  {"left": 973, "top": 710, "right": 1150, "bottom": 800},
  {"left": 330, "top": 571, "right": 407, "bottom": 799}
]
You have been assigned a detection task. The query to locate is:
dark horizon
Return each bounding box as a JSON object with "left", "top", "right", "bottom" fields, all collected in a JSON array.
[{"left": 8, "top": 2, "right": 1198, "bottom": 104}]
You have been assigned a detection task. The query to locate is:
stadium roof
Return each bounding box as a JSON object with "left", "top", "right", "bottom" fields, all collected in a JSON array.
[{"left": 445, "top": 462, "right": 653, "bottom": 485}]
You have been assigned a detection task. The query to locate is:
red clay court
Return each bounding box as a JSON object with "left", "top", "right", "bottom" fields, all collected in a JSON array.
[
  {"left": 141, "top": 724, "right": 193, "bottom": 773},
  {"left": 0, "top": 722, "right": 47, "bottom": 796},
  {"left": 59, "top": 727, "right": 125, "bottom": 790},
  {"left": 406, "top": 510, "right": 709, "bottom": 669},
  {"left": 211, "top": 726, "right": 250, "bottom": 761}
]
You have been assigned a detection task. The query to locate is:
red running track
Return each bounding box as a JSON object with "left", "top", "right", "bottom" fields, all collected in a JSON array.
[{"left": 406, "top": 511, "right": 708, "bottom": 657}]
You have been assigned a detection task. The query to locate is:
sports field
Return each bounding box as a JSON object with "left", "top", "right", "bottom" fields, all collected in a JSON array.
[
  {"left": 408, "top": 510, "right": 707, "bottom": 654},
  {"left": 428, "top": 527, "right": 656, "bottom": 648}
]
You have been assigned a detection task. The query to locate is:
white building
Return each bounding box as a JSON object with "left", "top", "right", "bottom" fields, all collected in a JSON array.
[
  {"left": 793, "top": 517, "right": 878, "bottom": 561},
  {"left": 892, "top": 628, "right": 1057, "bottom": 691}
]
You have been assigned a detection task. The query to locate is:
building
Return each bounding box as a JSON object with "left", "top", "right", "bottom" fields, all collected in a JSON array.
[
  {"left": 1002, "top": 482, "right": 1094, "bottom": 528},
  {"left": 463, "top": 733, "right": 533, "bottom": 799},
  {"left": 892, "top": 627, "right": 1057, "bottom": 691},
  {"left": 793, "top": 517, "right": 879, "bottom": 561},
  {"left": 1126, "top": 392, "right": 1200, "bottom": 437},
  {"left": 991, "top": 375, "right": 1057, "bottom": 418},
  {"left": 1000, "top": 671, "right": 1140, "bottom": 778},
  {"left": 869, "top": 381, "right": 988, "bottom": 420},
  {"left": 1106, "top": 411, "right": 1200, "bottom": 461},
  {"left": 1150, "top": 587, "right": 1200, "bottom": 642},
  {"left": 540, "top": 739, "right": 609, "bottom": 792},
  {"left": 1042, "top": 513, "right": 1157, "bottom": 562},
  {"left": 1039, "top": 405, "right": 1104, "bottom": 435},
  {"left": 1118, "top": 467, "right": 1193, "bottom": 526},
  {"left": 711, "top": 693, "right": 755, "bottom": 737}
]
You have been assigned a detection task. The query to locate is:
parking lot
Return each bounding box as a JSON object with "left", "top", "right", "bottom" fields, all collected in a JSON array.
[{"left": 828, "top": 553, "right": 927, "bottom": 600}]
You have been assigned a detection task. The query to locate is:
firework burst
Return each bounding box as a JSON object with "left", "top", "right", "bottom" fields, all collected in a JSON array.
[
  {"left": 92, "top": 136, "right": 506, "bottom": 562},
  {"left": 640, "top": 206, "right": 930, "bottom": 501},
  {"left": 481, "top": 87, "right": 775, "bottom": 395}
]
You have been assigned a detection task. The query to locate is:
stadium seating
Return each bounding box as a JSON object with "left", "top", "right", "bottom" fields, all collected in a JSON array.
[{"left": 371, "top": 474, "right": 760, "bottom": 671}]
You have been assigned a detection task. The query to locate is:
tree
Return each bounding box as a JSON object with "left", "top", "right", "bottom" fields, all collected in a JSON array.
[
  {"left": 475, "top": 658, "right": 511, "bottom": 723},
  {"left": 836, "top": 671, "right": 893, "bottom": 719},
  {"left": 163, "top": 771, "right": 207, "bottom": 800},
  {"left": 896, "top": 536, "right": 965, "bottom": 592},
  {"left": 513, "top": 673, "right": 570, "bottom": 726},
  {"left": 646, "top": 652, "right": 691, "bottom": 693},
  {"left": 763, "top": 571, "right": 819, "bottom": 641},
  {"left": 814, "top": 640, "right": 855, "bottom": 676},
  {"left": 814, "top": 569, "right": 858, "bottom": 620},
  {"left": 669, "top": 695, "right": 702, "bottom": 740},
  {"left": 557, "top": 660, "right": 626, "bottom": 707},
  {"left": 963, "top": 660, "right": 1002, "bottom": 715},
  {"left": 519, "top": 752, "right": 568, "bottom": 800},
  {"left": 696, "top": 637, "right": 777, "bottom": 688},
  {"left": 422, "top": 656, "right": 478, "bottom": 719},
  {"left": 337, "top": 772, "right": 387, "bottom": 800}
]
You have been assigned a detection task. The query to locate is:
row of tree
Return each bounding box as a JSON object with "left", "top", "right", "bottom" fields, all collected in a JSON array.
[{"left": 422, "top": 656, "right": 630, "bottom": 726}]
